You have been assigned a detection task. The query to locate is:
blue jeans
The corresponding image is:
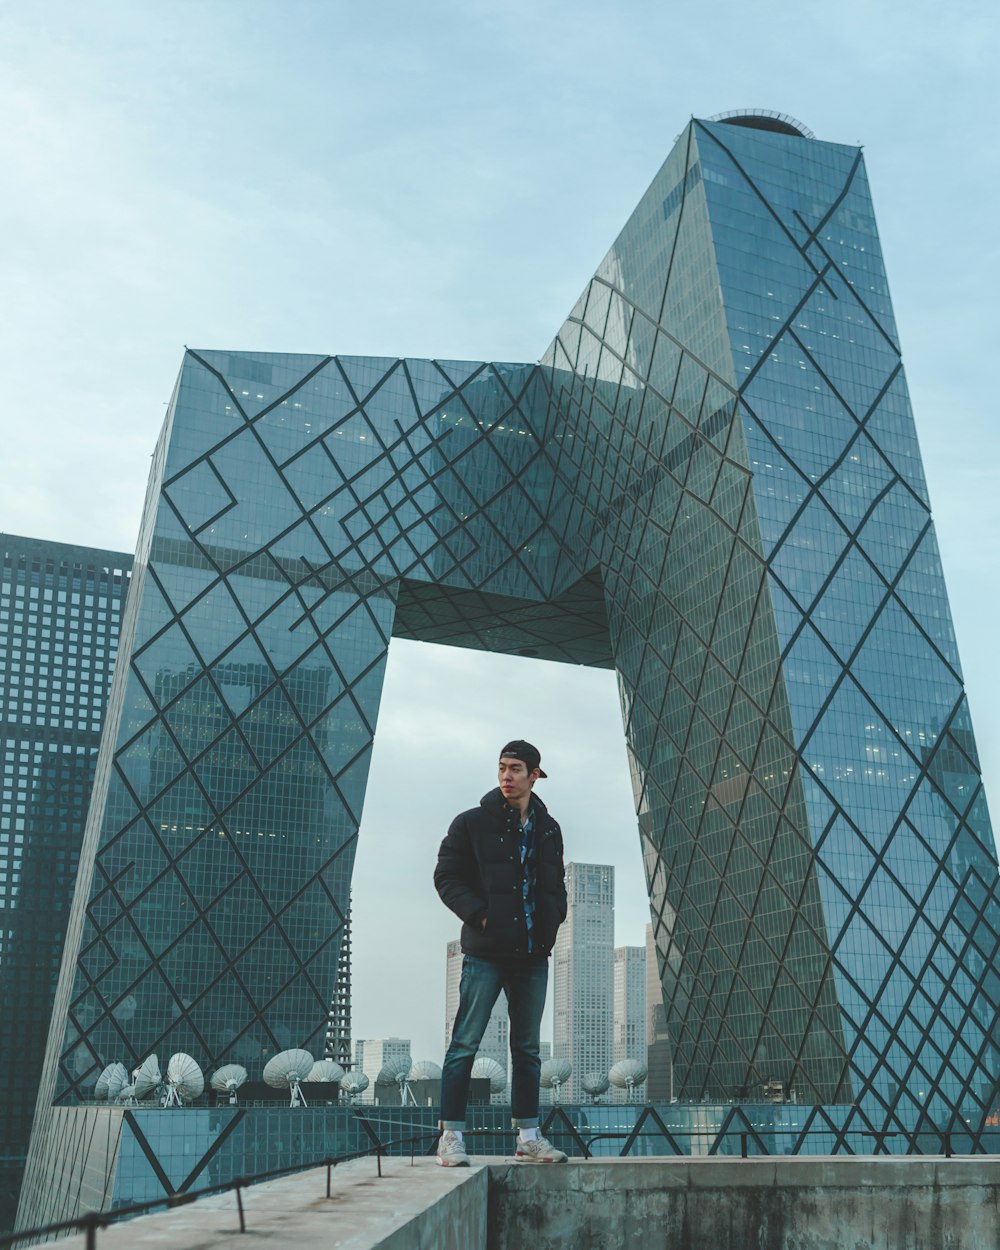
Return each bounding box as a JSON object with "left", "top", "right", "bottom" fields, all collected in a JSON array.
[{"left": 440, "top": 954, "right": 548, "bottom": 1130}]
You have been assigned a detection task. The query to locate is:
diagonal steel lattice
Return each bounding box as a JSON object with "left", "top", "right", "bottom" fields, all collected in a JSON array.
[{"left": 35, "top": 115, "right": 1000, "bottom": 1151}]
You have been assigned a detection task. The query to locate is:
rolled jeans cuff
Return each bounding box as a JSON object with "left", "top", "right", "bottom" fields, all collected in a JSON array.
[
  {"left": 439, "top": 1119, "right": 466, "bottom": 1131},
  {"left": 511, "top": 1116, "right": 539, "bottom": 1129}
]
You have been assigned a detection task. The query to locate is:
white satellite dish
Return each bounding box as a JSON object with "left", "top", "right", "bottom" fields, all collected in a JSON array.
[
  {"left": 133, "top": 1055, "right": 162, "bottom": 1100},
  {"left": 581, "top": 1071, "right": 610, "bottom": 1101},
  {"left": 309, "top": 1059, "right": 345, "bottom": 1083},
  {"left": 210, "top": 1064, "right": 248, "bottom": 1105},
  {"left": 408, "top": 1059, "right": 442, "bottom": 1083},
  {"left": 540, "top": 1057, "right": 572, "bottom": 1104},
  {"left": 471, "top": 1056, "right": 506, "bottom": 1094},
  {"left": 609, "top": 1058, "right": 648, "bottom": 1101},
  {"left": 405, "top": 1060, "right": 442, "bottom": 1107},
  {"left": 376, "top": 1054, "right": 415, "bottom": 1105},
  {"left": 117, "top": 1083, "right": 137, "bottom": 1106},
  {"left": 263, "top": 1048, "right": 315, "bottom": 1107},
  {"left": 163, "top": 1053, "right": 205, "bottom": 1107},
  {"left": 340, "top": 1071, "right": 369, "bottom": 1102},
  {"left": 375, "top": 1055, "right": 412, "bottom": 1085},
  {"left": 95, "top": 1063, "right": 129, "bottom": 1101}
]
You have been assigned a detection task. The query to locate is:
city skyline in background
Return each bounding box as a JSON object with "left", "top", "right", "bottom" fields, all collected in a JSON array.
[
  {"left": 3, "top": 0, "right": 1000, "bottom": 1077},
  {"left": 355, "top": 870, "right": 649, "bottom": 1107}
]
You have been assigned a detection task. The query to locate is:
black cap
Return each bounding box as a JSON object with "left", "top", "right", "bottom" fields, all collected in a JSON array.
[{"left": 499, "top": 740, "right": 547, "bottom": 778}]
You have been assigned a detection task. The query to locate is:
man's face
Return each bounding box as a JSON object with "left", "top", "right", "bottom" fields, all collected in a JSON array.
[{"left": 498, "top": 755, "right": 539, "bottom": 805}]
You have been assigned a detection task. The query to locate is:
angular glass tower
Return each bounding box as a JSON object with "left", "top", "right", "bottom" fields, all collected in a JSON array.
[{"left": 20, "top": 110, "right": 1000, "bottom": 1226}]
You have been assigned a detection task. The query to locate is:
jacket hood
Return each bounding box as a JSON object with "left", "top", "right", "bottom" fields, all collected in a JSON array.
[{"left": 480, "top": 786, "right": 549, "bottom": 817}]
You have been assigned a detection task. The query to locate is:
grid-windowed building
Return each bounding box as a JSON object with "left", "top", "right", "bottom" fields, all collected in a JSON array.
[
  {"left": 553, "top": 863, "right": 615, "bottom": 1101},
  {"left": 612, "top": 946, "right": 646, "bottom": 1067},
  {"left": 0, "top": 536, "right": 131, "bottom": 1233},
  {"left": 18, "top": 109, "right": 1000, "bottom": 1229},
  {"left": 324, "top": 899, "right": 351, "bottom": 1068},
  {"left": 611, "top": 945, "right": 647, "bottom": 1103}
]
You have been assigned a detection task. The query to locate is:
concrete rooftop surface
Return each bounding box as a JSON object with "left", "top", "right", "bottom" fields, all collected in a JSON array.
[
  {"left": 29, "top": 1155, "right": 1000, "bottom": 1250},
  {"left": 31, "top": 1155, "right": 490, "bottom": 1250}
]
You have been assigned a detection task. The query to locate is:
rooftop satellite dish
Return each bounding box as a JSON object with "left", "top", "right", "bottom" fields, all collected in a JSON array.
[
  {"left": 133, "top": 1055, "right": 161, "bottom": 1100},
  {"left": 375, "top": 1055, "right": 412, "bottom": 1085},
  {"left": 471, "top": 1056, "right": 506, "bottom": 1094},
  {"left": 540, "top": 1057, "right": 572, "bottom": 1104},
  {"left": 581, "top": 1071, "right": 610, "bottom": 1101},
  {"left": 163, "top": 1053, "right": 205, "bottom": 1107},
  {"left": 609, "top": 1058, "right": 648, "bottom": 1101},
  {"left": 309, "top": 1059, "right": 345, "bottom": 1083},
  {"left": 376, "top": 1054, "right": 415, "bottom": 1106},
  {"left": 263, "top": 1048, "right": 315, "bottom": 1107},
  {"left": 95, "top": 1063, "right": 129, "bottom": 1101},
  {"left": 210, "top": 1064, "right": 248, "bottom": 1105},
  {"left": 117, "top": 1083, "right": 137, "bottom": 1106},
  {"left": 408, "top": 1059, "right": 442, "bottom": 1083},
  {"left": 340, "top": 1071, "right": 369, "bottom": 1102}
]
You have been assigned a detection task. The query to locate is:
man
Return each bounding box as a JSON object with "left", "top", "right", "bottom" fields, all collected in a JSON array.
[{"left": 434, "top": 740, "right": 569, "bottom": 1165}]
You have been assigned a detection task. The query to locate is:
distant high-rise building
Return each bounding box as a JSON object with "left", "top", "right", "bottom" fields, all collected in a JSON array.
[
  {"left": 611, "top": 945, "right": 646, "bottom": 1103},
  {"left": 613, "top": 946, "right": 646, "bottom": 1065},
  {"left": 354, "top": 1037, "right": 410, "bottom": 1103},
  {"left": 553, "top": 863, "right": 614, "bottom": 1100},
  {"left": 0, "top": 535, "right": 130, "bottom": 1234},
  {"left": 645, "top": 923, "right": 673, "bottom": 1103},
  {"left": 325, "top": 900, "right": 352, "bottom": 1068},
  {"left": 445, "top": 938, "right": 507, "bottom": 1099}
]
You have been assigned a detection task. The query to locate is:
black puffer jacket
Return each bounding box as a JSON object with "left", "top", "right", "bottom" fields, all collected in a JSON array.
[{"left": 434, "top": 787, "right": 567, "bottom": 960}]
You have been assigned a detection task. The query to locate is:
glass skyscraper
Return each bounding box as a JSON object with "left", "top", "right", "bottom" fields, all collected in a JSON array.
[
  {"left": 18, "top": 110, "right": 1000, "bottom": 1227},
  {"left": 553, "top": 864, "right": 616, "bottom": 1101},
  {"left": 0, "top": 535, "right": 130, "bottom": 1232}
]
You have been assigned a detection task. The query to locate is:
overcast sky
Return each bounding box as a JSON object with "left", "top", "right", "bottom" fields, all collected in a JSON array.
[{"left": 2, "top": 0, "right": 999, "bottom": 1063}]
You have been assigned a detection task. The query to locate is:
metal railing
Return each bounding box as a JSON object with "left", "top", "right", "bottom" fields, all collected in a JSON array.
[
  {"left": 3, "top": 1108, "right": 994, "bottom": 1248},
  {"left": 578, "top": 1128, "right": 973, "bottom": 1159},
  {"left": 1, "top": 1121, "right": 445, "bottom": 1250}
]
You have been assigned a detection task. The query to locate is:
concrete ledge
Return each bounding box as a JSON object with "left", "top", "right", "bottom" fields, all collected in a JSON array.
[
  {"left": 42, "top": 1157, "right": 489, "bottom": 1250},
  {"left": 34, "top": 1155, "right": 1000, "bottom": 1250},
  {"left": 487, "top": 1157, "right": 1000, "bottom": 1249}
]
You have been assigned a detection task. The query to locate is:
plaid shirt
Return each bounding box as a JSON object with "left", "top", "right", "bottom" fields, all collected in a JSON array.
[{"left": 518, "top": 808, "right": 538, "bottom": 954}]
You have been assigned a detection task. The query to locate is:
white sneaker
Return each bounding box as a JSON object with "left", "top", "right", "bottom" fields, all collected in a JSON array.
[
  {"left": 436, "top": 1131, "right": 470, "bottom": 1167},
  {"left": 514, "top": 1135, "right": 568, "bottom": 1163}
]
